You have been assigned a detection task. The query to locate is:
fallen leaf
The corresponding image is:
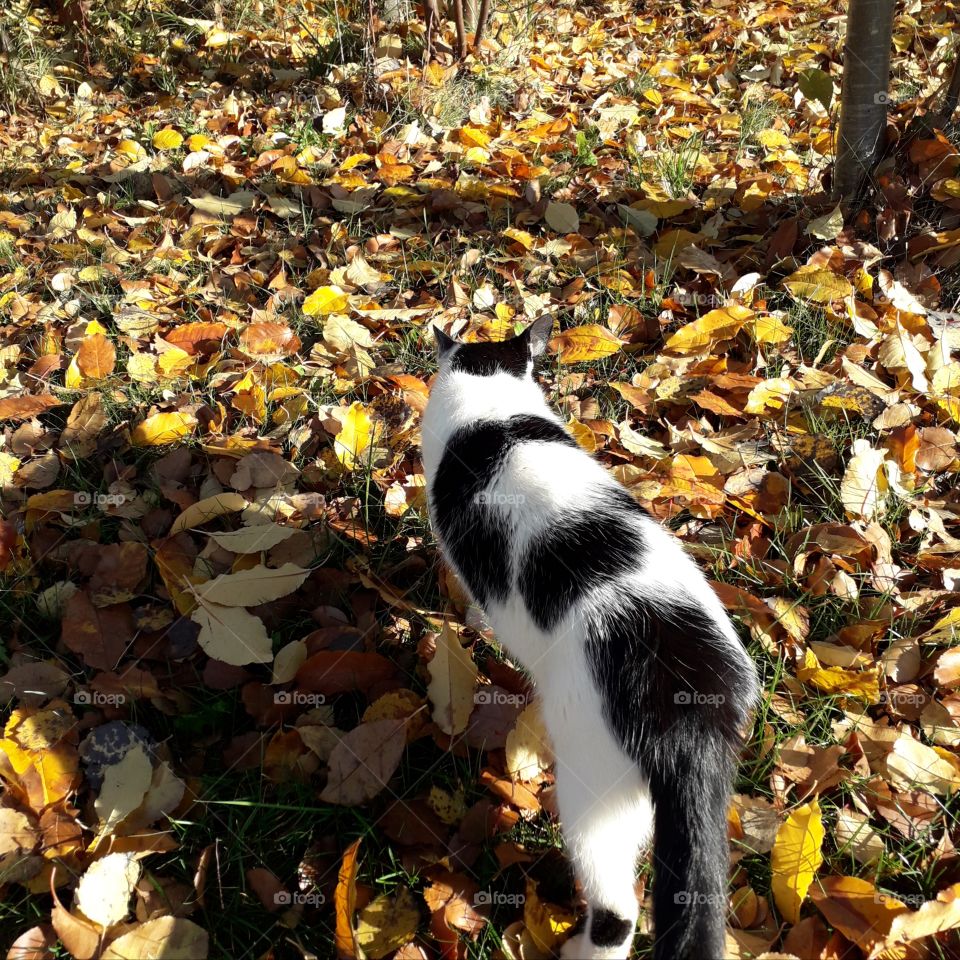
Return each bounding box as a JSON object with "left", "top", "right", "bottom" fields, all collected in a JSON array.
[
  {"left": 427, "top": 624, "right": 478, "bottom": 737},
  {"left": 131, "top": 412, "right": 198, "bottom": 446},
  {"left": 75, "top": 852, "right": 139, "bottom": 929},
  {"left": 770, "top": 799, "right": 824, "bottom": 923},
  {"left": 94, "top": 744, "right": 153, "bottom": 838},
  {"left": 320, "top": 718, "right": 407, "bottom": 805},
  {"left": 191, "top": 600, "right": 273, "bottom": 666},
  {"left": 544, "top": 201, "right": 579, "bottom": 233},
  {"left": 100, "top": 916, "right": 209, "bottom": 959},
  {"left": 549, "top": 324, "right": 622, "bottom": 363},
  {"left": 355, "top": 886, "right": 420, "bottom": 959}
]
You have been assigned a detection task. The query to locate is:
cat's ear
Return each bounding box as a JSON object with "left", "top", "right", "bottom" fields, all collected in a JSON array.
[
  {"left": 433, "top": 325, "right": 456, "bottom": 359},
  {"left": 524, "top": 315, "right": 555, "bottom": 358}
]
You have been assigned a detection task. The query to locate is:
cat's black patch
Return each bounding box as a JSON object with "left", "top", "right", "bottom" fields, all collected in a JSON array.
[
  {"left": 518, "top": 505, "right": 644, "bottom": 631},
  {"left": 451, "top": 337, "right": 529, "bottom": 378},
  {"left": 504, "top": 414, "right": 576, "bottom": 447},
  {"left": 590, "top": 909, "right": 633, "bottom": 948},
  {"left": 433, "top": 421, "right": 512, "bottom": 605},
  {"left": 586, "top": 595, "right": 755, "bottom": 960},
  {"left": 432, "top": 414, "right": 574, "bottom": 606}
]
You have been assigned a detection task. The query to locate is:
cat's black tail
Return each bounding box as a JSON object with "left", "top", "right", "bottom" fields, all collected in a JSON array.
[
  {"left": 587, "top": 594, "right": 757, "bottom": 960},
  {"left": 648, "top": 733, "right": 735, "bottom": 960}
]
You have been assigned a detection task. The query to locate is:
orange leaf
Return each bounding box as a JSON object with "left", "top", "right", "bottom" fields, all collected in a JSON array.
[
  {"left": 164, "top": 322, "right": 229, "bottom": 355},
  {"left": 76, "top": 334, "right": 116, "bottom": 381},
  {"left": 335, "top": 839, "right": 361, "bottom": 959},
  {"left": 239, "top": 322, "right": 301, "bottom": 358},
  {"left": 0, "top": 394, "right": 63, "bottom": 421},
  {"left": 810, "top": 876, "right": 907, "bottom": 951}
]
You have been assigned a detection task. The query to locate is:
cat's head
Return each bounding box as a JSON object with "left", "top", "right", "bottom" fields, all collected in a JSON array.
[{"left": 432, "top": 316, "right": 553, "bottom": 380}]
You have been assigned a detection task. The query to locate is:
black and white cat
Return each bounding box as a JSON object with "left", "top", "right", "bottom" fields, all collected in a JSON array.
[{"left": 420, "top": 317, "right": 759, "bottom": 960}]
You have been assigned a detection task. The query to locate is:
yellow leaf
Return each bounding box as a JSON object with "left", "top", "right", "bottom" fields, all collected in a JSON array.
[
  {"left": 664, "top": 305, "right": 754, "bottom": 353},
  {"left": 127, "top": 352, "right": 159, "bottom": 383},
  {"left": 464, "top": 146, "right": 491, "bottom": 165},
  {"left": 747, "top": 314, "right": 794, "bottom": 344},
  {"left": 64, "top": 355, "right": 83, "bottom": 389},
  {"left": 131, "top": 412, "right": 197, "bottom": 446},
  {"left": 783, "top": 265, "right": 853, "bottom": 303},
  {"left": 757, "top": 128, "right": 791, "bottom": 149},
  {"left": 0, "top": 451, "right": 21, "bottom": 484},
  {"left": 354, "top": 887, "right": 420, "bottom": 959},
  {"left": 75, "top": 853, "right": 140, "bottom": 929},
  {"left": 920, "top": 607, "right": 960, "bottom": 645},
  {"left": 502, "top": 227, "right": 536, "bottom": 249},
  {"left": 797, "top": 648, "right": 881, "bottom": 700},
  {"left": 333, "top": 401, "right": 381, "bottom": 470},
  {"left": 157, "top": 346, "right": 193, "bottom": 379},
  {"left": 427, "top": 622, "right": 478, "bottom": 737},
  {"left": 550, "top": 324, "right": 622, "bottom": 363},
  {"left": 186, "top": 134, "right": 213, "bottom": 152},
  {"left": 506, "top": 702, "right": 554, "bottom": 781},
  {"left": 566, "top": 416, "right": 597, "bottom": 452},
  {"left": 770, "top": 798, "right": 824, "bottom": 923},
  {"left": 115, "top": 139, "right": 146, "bottom": 162},
  {"left": 152, "top": 128, "right": 184, "bottom": 151},
  {"left": 744, "top": 377, "right": 795, "bottom": 415},
  {"left": 340, "top": 152, "right": 372, "bottom": 171},
  {"left": 302, "top": 285, "right": 350, "bottom": 317}
]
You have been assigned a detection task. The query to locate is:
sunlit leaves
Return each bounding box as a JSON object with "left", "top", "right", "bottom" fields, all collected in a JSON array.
[
  {"left": 549, "top": 324, "right": 622, "bottom": 362},
  {"left": 130, "top": 412, "right": 198, "bottom": 446},
  {"left": 770, "top": 799, "right": 824, "bottom": 923},
  {"left": 302, "top": 285, "right": 350, "bottom": 316}
]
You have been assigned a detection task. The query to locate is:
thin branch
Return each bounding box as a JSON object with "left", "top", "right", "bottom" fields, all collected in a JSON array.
[
  {"left": 474, "top": 0, "right": 491, "bottom": 52},
  {"left": 452, "top": 0, "right": 466, "bottom": 61}
]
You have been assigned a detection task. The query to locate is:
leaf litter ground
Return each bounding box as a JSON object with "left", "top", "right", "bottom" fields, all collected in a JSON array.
[{"left": 2, "top": 0, "right": 960, "bottom": 957}]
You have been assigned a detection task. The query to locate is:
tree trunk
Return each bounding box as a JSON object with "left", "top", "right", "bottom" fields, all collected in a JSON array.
[
  {"left": 943, "top": 49, "right": 960, "bottom": 119},
  {"left": 474, "top": 0, "right": 491, "bottom": 49},
  {"left": 833, "top": 0, "right": 896, "bottom": 200},
  {"left": 451, "top": 0, "right": 466, "bottom": 60}
]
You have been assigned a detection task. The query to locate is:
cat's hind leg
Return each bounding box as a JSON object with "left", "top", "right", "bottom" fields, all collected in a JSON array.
[{"left": 542, "top": 687, "right": 652, "bottom": 960}]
